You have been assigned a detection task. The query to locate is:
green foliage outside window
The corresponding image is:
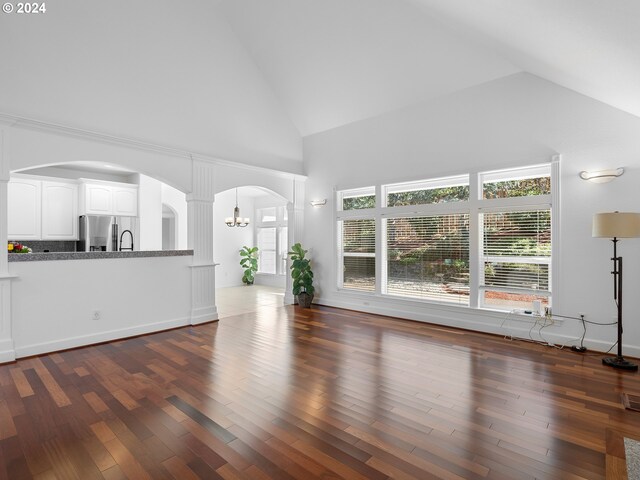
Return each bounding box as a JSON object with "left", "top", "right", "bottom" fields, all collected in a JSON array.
[
  {"left": 483, "top": 177, "right": 550, "bottom": 199},
  {"left": 388, "top": 186, "right": 469, "bottom": 207},
  {"left": 343, "top": 195, "right": 376, "bottom": 210}
]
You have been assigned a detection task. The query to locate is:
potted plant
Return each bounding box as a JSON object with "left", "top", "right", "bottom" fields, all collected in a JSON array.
[
  {"left": 239, "top": 246, "right": 258, "bottom": 285},
  {"left": 288, "top": 243, "right": 314, "bottom": 307}
]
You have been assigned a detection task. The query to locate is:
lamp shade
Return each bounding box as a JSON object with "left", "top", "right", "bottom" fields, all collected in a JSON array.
[{"left": 593, "top": 212, "right": 640, "bottom": 238}]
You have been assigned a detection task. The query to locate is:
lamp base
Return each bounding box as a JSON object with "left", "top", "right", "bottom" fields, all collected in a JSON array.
[{"left": 602, "top": 356, "right": 638, "bottom": 371}]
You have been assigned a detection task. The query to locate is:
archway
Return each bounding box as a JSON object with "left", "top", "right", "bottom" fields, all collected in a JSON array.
[
  {"left": 162, "top": 204, "right": 177, "bottom": 250},
  {"left": 214, "top": 185, "right": 289, "bottom": 319}
]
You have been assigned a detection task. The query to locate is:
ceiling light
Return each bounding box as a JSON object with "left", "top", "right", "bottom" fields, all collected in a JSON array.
[
  {"left": 579, "top": 168, "right": 624, "bottom": 183},
  {"left": 225, "top": 188, "right": 250, "bottom": 227}
]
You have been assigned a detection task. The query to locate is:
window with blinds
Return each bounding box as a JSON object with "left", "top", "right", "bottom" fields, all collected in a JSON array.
[
  {"left": 256, "top": 206, "right": 288, "bottom": 275},
  {"left": 257, "top": 227, "right": 277, "bottom": 274},
  {"left": 481, "top": 209, "right": 551, "bottom": 309},
  {"left": 340, "top": 219, "right": 375, "bottom": 291},
  {"left": 335, "top": 162, "right": 554, "bottom": 312},
  {"left": 386, "top": 214, "right": 469, "bottom": 304}
]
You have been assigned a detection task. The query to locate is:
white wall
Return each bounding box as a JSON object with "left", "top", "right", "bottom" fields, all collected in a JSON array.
[
  {"left": 9, "top": 255, "right": 192, "bottom": 357},
  {"left": 0, "top": 0, "right": 302, "bottom": 173},
  {"left": 138, "top": 174, "right": 163, "bottom": 250},
  {"left": 214, "top": 189, "right": 255, "bottom": 288},
  {"left": 303, "top": 72, "right": 640, "bottom": 355}
]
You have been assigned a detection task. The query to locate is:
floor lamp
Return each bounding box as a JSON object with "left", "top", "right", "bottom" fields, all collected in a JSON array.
[{"left": 593, "top": 212, "right": 640, "bottom": 371}]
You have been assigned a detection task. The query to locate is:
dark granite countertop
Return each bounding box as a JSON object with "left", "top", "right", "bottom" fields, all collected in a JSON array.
[{"left": 8, "top": 250, "right": 194, "bottom": 262}]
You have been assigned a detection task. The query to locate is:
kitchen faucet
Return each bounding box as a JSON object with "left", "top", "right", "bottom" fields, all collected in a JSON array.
[{"left": 119, "top": 230, "right": 134, "bottom": 251}]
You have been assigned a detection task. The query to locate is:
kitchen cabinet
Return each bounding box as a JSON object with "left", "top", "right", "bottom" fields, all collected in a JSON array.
[
  {"left": 83, "top": 184, "right": 112, "bottom": 215},
  {"left": 8, "top": 177, "right": 79, "bottom": 241},
  {"left": 7, "top": 178, "right": 41, "bottom": 240},
  {"left": 41, "top": 181, "right": 79, "bottom": 240},
  {"left": 112, "top": 186, "right": 138, "bottom": 216},
  {"left": 80, "top": 181, "right": 138, "bottom": 216}
]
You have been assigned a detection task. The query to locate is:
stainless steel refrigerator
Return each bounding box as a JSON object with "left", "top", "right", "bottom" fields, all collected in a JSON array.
[{"left": 77, "top": 215, "right": 137, "bottom": 252}]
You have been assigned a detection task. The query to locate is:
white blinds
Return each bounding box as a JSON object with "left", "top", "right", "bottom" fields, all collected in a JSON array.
[
  {"left": 482, "top": 209, "right": 551, "bottom": 292},
  {"left": 386, "top": 214, "right": 469, "bottom": 304},
  {"left": 257, "top": 227, "right": 277, "bottom": 274},
  {"left": 341, "top": 219, "right": 375, "bottom": 292}
]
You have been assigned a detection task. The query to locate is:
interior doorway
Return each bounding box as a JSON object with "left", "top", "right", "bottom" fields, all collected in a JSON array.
[{"left": 162, "top": 204, "right": 177, "bottom": 250}]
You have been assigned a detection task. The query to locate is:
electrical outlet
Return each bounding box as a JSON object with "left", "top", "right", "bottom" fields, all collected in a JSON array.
[{"left": 92, "top": 310, "right": 101, "bottom": 321}]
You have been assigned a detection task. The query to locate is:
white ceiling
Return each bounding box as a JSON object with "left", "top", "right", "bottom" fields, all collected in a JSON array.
[
  {"left": 407, "top": 0, "right": 640, "bottom": 125},
  {"left": 219, "top": 0, "right": 640, "bottom": 136},
  {"left": 2, "top": 0, "right": 639, "bottom": 163},
  {"left": 220, "top": 0, "right": 520, "bottom": 136}
]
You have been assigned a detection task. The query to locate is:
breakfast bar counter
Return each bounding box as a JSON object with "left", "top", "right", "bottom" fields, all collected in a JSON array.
[{"left": 7, "top": 250, "right": 194, "bottom": 262}]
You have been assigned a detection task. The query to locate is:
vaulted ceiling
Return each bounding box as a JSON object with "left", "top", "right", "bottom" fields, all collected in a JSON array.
[
  {"left": 1, "top": 0, "right": 638, "bottom": 170},
  {"left": 219, "top": 0, "right": 640, "bottom": 136}
]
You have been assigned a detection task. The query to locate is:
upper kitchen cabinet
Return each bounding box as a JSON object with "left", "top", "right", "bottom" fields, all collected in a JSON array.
[
  {"left": 80, "top": 181, "right": 138, "bottom": 216},
  {"left": 112, "top": 186, "right": 138, "bottom": 216},
  {"left": 7, "top": 177, "right": 42, "bottom": 240},
  {"left": 83, "top": 183, "right": 112, "bottom": 215},
  {"left": 8, "top": 176, "right": 78, "bottom": 240},
  {"left": 41, "top": 181, "right": 79, "bottom": 240}
]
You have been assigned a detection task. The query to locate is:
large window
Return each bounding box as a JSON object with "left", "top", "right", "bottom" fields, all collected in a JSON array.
[
  {"left": 481, "top": 210, "right": 550, "bottom": 309},
  {"left": 479, "top": 165, "right": 552, "bottom": 310},
  {"left": 340, "top": 219, "right": 375, "bottom": 292},
  {"left": 386, "top": 214, "right": 469, "bottom": 304},
  {"left": 256, "top": 206, "right": 288, "bottom": 275},
  {"left": 336, "top": 163, "right": 555, "bottom": 312}
]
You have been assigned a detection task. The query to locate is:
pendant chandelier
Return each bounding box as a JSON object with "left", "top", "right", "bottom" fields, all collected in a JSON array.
[{"left": 225, "top": 188, "right": 250, "bottom": 227}]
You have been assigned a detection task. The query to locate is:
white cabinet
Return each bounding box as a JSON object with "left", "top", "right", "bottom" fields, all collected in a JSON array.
[
  {"left": 8, "top": 177, "right": 79, "bottom": 241},
  {"left": 83, "top": 184, "right": 112, "bottom": 215},
  {"left": 7, "top": 178, "right": 41, "bottom": 240},
  {"left": 112, "top": 186, "right": 138, "bottom": 216},
  {"left": 41, "top": 181, "right": 79, "bottom": 240},
  {"left": 80, "top": 182, "right": 138, "bottom": 217}
]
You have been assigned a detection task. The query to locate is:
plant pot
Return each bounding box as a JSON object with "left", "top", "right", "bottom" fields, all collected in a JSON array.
[{"left": 296, "top": 292, "right": 314, "bottom": 308}]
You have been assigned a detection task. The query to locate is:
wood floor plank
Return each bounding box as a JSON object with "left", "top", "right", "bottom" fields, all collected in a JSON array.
[
  {"left": 0, "top": 304, "right": 638, "bottom": 479},
  {"left": 9, "top": 369, "right": 34, "bottom": 398}
]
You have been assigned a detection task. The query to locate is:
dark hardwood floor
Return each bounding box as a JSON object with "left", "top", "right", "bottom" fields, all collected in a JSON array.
[{"left": 0, "top": 305, "right": 639, "bottom": 479}]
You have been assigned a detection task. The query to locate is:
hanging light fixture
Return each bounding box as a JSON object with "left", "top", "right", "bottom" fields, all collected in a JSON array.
[{"left": 225, "top": 188, "right": 250, "bottom": 227}]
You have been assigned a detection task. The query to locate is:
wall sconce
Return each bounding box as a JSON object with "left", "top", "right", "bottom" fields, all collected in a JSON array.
[
  {"left": 310, "top": 199, "right": 327, "bottom": 207},
  {"left": 579, "top": 167, "right": 624, "bottom": 183}
]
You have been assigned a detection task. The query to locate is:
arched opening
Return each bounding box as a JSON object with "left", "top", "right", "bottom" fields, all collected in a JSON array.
[
  {"left": 8, "top": 161, "right": 189, "bottom": 252},
  {"left": 214, "top": 185, "right": 289, "bottom": 319},
  {"left": 162, "top": 204, "right": 177, "bottom": 250}
]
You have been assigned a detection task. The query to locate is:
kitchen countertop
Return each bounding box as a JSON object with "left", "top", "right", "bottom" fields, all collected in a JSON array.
[{"left": 7, "top": 250, "right": 194, "bottom": 262}]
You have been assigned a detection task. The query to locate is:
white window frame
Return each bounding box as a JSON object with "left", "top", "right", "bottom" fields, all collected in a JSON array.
[
  {"left": 255, "top": 206, "right": 288, "bottom": 276},
  {"left": 334, "top": 157, "right": 560, "bottom": 312}
]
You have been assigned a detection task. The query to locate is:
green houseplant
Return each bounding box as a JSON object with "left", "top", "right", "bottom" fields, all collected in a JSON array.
[
  {"left": 239, "top": 246, "right": 259, "bottom": 285},
  {"left": 288, "top": 242, "right": 314, "bottom": 308}
]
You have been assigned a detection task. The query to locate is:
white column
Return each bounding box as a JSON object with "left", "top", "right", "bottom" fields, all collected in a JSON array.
[
  {"left": 0, "top": 129, "right": 16, "bottom": 362},
  {"left": 187, "top": 159, "right": 218, "bottom": 325},
  {"left": 284, "top": 179, "right": 305, "bottom": 305}
]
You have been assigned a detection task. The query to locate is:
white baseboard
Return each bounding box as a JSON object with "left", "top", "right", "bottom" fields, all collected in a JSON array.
[
  {"left": 191, "top": 306, "right": 218, "bottom": 325},
  {"left": 14, "top": 317, "right": 192, "bottom": 359},
  {"left": 0, "top": 338, "right": 16, "bottom": 363},
  {"left": 315, "top": 295, "right": 640, "bottom": 358}
]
